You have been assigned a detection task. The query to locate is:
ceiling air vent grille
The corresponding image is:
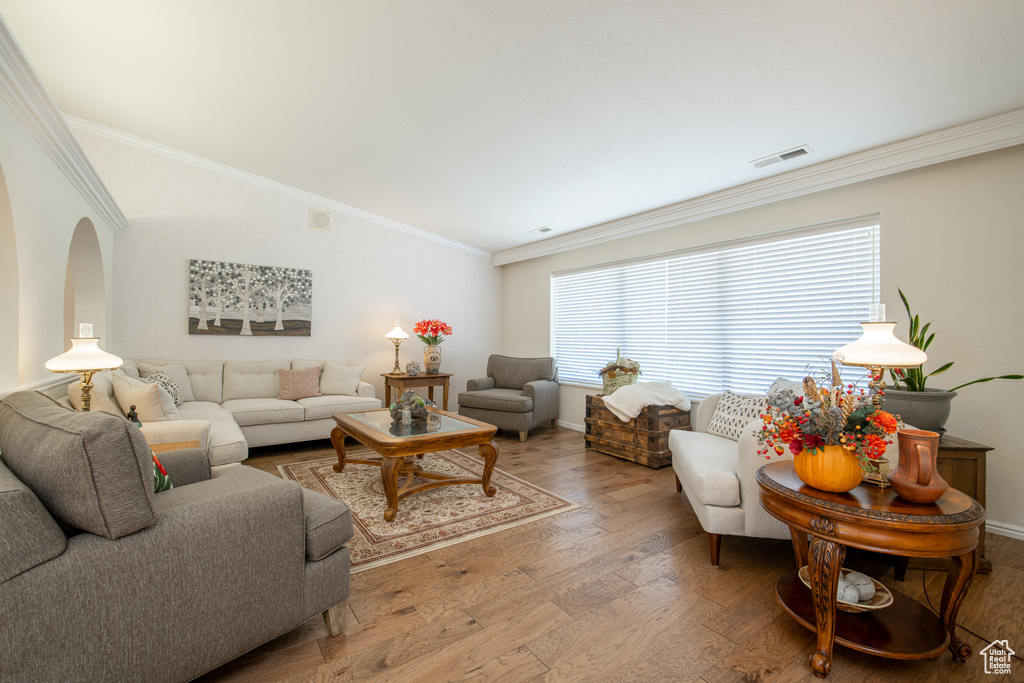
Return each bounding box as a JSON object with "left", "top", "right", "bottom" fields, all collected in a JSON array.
[
  {"left": 528, "top": 226, "right": 553, "bottom": 237},
  {"left": 309, "top": 207, "right": 332, "bottom": 232},
  {"left": 752, "top": 145, "right": 813, "bottom": 169}
]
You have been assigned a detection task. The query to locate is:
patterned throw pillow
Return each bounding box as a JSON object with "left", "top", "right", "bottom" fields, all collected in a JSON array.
[
  {"left": 144, "top": 370, "right": 183, "bottom": 405},
  {"left": 152, "top": 453, "right": 173, "bottom": 493},
  {"left": 706, "top": 390, "right": 766, "bottom": 441},
  {"left": 278, "top": 367, "right": 323, "bottom": 400}
]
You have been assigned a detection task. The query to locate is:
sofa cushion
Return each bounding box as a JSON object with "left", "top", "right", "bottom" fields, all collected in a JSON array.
[
  {"left": 0, "top": 391, "right": 156, "bottom": 539},
  {"left": 221, "top": 398, "right": 304, "bottom": 427},
  {"left": 321, "top": 362, "right": 364, "bottom": 396},
  {"left": 144, "top": 370, "right": 184, "bottom": 405},
  {"left": 0, "top": 460, "right": 67, "bottom": 583},
  {"left": 458, "top": 388, "right": 533, "bottom": 413},
  {"left": 669, "top": 430, "right": 741, "bottom": 507},
  {"left": 139, "top": 359, "right": 224, "bottom": 403},
  {"left": 301, "top": 489, "right": 354, "bottom": 561},
  {"left": 177, "top": 401, "right": 234, "bottom": 421},
  {"left": 278, "top": 367, "right": 322, "bottom": 400},
  {"left": 139, "top": 361, "right": 195, "bottom": 402},
  {"left": 488, "top": 355, "right": 555, "bottom": 390},
  {"left": 297, "top": 395, "right": 384, "bottom": 421},
  {"left": 223, "top": 361, "right": 291, "bottom": 401},
  {"left": 706, "top": 390, "right": 764, "bottom": 441},
  {"left": 113, "top": 373, "right": 181, "bottom": 422}
]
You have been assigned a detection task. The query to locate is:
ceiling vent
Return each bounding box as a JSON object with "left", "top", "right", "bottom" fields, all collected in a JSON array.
[
  {"left": 309, "top": 207, "right": 332, "bottom": 232},
  {"left": 528, "top": 226, "right": 553, "bottom": 237},
  {"left": 751, "top": 145, "right": 813, "bottom": 169}
]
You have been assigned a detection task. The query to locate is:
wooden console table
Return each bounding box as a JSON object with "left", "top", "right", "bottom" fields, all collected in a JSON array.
[
  {"left": 381, "top": 372, "right": 452, "bottom": 411},
  {"left": 757, "top": 462, "right": 984, "bottom": 679}
]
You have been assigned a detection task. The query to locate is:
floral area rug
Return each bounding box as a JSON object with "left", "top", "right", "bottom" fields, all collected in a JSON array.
[{"left": 277, "top": 450, "right": 579, "bottom": 573}]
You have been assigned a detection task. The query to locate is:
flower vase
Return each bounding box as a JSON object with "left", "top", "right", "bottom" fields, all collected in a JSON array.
[
  {"left": 793, "top": 445, "right": 863, "bottom": 493},
  {"left": 423, "top": 345, "right": 442, "bottom": 375}
]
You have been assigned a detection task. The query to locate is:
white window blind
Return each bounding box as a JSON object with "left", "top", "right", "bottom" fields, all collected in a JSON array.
[{"left": 551, "top": 217, "right": 880, "bottom": 397}]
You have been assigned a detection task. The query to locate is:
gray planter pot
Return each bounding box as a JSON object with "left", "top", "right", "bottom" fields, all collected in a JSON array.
[{"left": 880, "top": 388, "right": 957, "bottom": 433}]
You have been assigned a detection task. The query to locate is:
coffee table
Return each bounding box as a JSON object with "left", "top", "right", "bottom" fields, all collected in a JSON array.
[{"left": 330, "top": 407, "right": 499, "bottom": 521}]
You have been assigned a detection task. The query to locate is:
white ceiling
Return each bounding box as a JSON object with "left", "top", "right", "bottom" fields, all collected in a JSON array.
[{"left": 3, "top": 1, "right": 1024, "bottom": 256}]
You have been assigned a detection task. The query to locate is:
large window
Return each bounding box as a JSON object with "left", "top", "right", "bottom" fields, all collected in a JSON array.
[{"left": 551, "top": 216, "right": 880, "bottom": 397}]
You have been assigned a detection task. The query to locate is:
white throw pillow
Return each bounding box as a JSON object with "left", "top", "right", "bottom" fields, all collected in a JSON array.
[
  {"left": 113, "top": 373, "right": 181, "bottom": 422},
  {"left": 144, "top": 370, "right": 184, "bottom": 406},
  {"left": 767, "top": 377, "right": 805, "bottom": 395},
  {"left": 706, "top": 390, "right": 765, "bottom": 441},
  {"left": 138, "top": 362, "right": 195, "bottom": 402},
  {"left": 320, "top": 363, "right": 365, "bottom": 396}
]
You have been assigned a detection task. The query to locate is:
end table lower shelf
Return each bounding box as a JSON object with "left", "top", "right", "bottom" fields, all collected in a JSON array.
[{"left": 775, "top": 571, "right": 949, "bottom": 660}]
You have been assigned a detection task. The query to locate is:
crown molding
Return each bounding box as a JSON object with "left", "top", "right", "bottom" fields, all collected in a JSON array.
[
  {"left": 493, "top": 108, "right": 1024, "bottom": 266},
  {"left": 0, "top": 16, "right": 127, "bottom": 232},
  {"left": 65, "top": 117, "right": 493, "bottom": 260}
]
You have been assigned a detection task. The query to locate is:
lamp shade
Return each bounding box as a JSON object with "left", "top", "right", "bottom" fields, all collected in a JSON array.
[
  {"left": 385, "top": 321, "right": 409, "bottom": 341},
  {"left": 45, "top": 338, "right": 123, "bottom": 373},
  {"left": 833, "top": 322, "right": 927, "bottom": 369}
]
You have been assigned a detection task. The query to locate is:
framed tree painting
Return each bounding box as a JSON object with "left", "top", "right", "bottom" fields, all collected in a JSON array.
[{"left": 188, "top": 259, "right": 312, "bottom": 336}]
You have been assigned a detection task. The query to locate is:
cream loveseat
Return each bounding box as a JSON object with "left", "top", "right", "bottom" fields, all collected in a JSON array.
[
  {"left": 66, "top": 359, "right": 381, "bottom": 469},
  {"left": 670, "top": 383, "right": 900, "bottom": 567}
]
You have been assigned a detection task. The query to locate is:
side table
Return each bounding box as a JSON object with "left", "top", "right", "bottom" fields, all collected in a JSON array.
[
  {"left": 757, "top": 462, "right": 984, "bottom": 679},
  {"left": 381, "top": 372, "right": 452, "bottom": 411}
]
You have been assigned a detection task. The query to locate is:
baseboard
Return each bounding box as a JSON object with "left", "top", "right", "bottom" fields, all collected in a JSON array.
[
  {"left": 558, "top": 420, "right": 584, "bottom": 433},
  {"left": 987, "top": 520, "right": 1024, "bottom": 541}
]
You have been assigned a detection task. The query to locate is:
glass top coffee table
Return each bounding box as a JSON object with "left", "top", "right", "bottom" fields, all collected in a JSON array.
[{"left": 330, "top": 407, "right": 499, "bottom": 522}]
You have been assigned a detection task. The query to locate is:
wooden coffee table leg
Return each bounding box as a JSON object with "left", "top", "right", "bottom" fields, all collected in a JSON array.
[
  {"left": 381, "top": 457, "right": 401, "bottom": 522},
  {"left": 790, "top": 526, "right": 808, "bottom": 569},
  {"left": 807, "top": 532, "right": 845, "bottom": 678},
  {"left": 942, "top": 547, "right": 979, "bottom": 662},
  {"left": 330, "top": 427, "right": 347, "bottom": 473},
  {"left": 479, "top": 440, "right": 498, "bottom": 497}
]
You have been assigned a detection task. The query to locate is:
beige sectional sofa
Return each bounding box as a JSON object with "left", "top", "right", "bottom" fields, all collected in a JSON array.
[{"left": 66, "top": 359, "right": 380, "bottom": 468}]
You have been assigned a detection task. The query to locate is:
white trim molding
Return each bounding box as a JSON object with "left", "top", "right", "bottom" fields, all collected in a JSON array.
[
  {"left": 65, "top": 117, "right": 493, "bottom": 260},
  {"left": 0, "top": 15, "right": 127, "bottom": 232},
  {"left": 494, "top": 108, "right": 1024, "bottom": 266},
  {"left": 987, "top": 520, "right": 1024, "bottom": 542}
]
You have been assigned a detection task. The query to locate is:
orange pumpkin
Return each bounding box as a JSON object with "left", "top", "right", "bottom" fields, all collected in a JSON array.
[{"left": 793, "top": 445, "right": 863, "bottom": 493}]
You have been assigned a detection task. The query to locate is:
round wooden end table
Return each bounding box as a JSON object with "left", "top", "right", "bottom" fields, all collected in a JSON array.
[{"left": 756, "top": 462, "right": 984, "bottom": 679}]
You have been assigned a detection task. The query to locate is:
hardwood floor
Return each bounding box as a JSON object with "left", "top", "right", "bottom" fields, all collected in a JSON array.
[{"left": 197, "top": 427, "right": 1024, "bottom": 682}]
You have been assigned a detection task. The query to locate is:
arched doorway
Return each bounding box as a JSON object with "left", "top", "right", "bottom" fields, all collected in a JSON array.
[
  {"left": 0, "top": 163, "right": 17, "bottom": 392},
  {"left": 64, "top": 217, "right": 106, "bottom": 347}
]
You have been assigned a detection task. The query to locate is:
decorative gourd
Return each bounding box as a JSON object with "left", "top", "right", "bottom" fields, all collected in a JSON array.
[{"left": 793, "top": 444, "right": 863, "bottom": 493}]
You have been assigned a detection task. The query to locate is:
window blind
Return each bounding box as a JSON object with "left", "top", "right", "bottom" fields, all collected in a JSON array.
[{"left": 551, "top": 217, "right": 880, "bottom": 397}]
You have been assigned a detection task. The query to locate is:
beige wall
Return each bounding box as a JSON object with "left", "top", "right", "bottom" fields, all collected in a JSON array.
[{"left": 502, "top": 144, "right": 1024, "bottom": 532}]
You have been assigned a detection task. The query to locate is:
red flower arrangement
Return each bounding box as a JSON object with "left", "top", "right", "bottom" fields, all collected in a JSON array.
[
  {"left": 757, "top": 374, "right": 900, "bottom": 472},
  {"left": 413, "top": 319, "right": 453, "bottom": 345}
]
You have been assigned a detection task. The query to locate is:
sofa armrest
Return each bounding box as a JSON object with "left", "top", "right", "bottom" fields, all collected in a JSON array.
[
  {"left": 467, "top": 377, "right": 495, "bottom": 391},
  {"left": 523, "top": 379, "right": 560, "bottom": 422},
  {"left": 736, "top": 419, "right": 794, "bottom": 539},
  {"left": 693, "top": 394, "right": 722, "bottom": 434},
  {"left": 356, "top": 381, "right": 375, "bottom": 398},
  {"left": 154, "top": 448, "right": 211, "bottom": 487},
  {"left": 140, "top": 419, "right": 211, "bottom": 451}
]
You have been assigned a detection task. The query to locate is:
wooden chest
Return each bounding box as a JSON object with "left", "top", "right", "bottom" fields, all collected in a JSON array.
[{"left": 584, "top": 394, "right": 691, "bottom": 468}]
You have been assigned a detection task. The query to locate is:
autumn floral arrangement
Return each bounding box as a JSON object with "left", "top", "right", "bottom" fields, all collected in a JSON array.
[
  {"left": 413, "top": 319, "right": 453, "bottom": 345},
  {"left": 756, "top": 368, "right": 900, "bottom": 472}
]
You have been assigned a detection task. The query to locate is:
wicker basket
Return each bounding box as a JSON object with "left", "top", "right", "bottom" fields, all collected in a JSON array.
[{"left": 599, "top": 349, "right": 641, "bottom": 395}]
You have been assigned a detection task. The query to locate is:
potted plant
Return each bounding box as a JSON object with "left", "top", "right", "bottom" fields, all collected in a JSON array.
[{"left": 884, "top": 289, "right": 1021, "bottom": 432}]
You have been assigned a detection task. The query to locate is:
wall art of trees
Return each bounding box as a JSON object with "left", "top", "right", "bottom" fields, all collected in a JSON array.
[{"left": 188, "top": 259, "right": 312, "bottom": 336}]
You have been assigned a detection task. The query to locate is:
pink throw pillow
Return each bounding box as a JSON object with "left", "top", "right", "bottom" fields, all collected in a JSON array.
[{"left": 279, "top": 367, "right": 322, "bottom": 400}]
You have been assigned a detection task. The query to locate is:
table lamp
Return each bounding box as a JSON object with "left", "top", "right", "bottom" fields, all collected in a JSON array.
[
  {"left": 45, "top": 323, "right": 123, "bottom": 412},
  {"left": 832, "top": 317, "right": 927, "bottom": 406},
  {"left": 385, "top": 321, "right": 409, "bottom": 375}
]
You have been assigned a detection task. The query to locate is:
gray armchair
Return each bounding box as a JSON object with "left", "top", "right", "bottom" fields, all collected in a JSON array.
[
  {"left": 457, "top": 354, "right": 559, "bottom": 441},
  {"left": 0, "top": 391, "right": 353, "bottom": 683}
]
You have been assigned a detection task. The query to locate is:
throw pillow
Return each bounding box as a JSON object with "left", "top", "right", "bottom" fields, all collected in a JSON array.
[
  {"left": 767, "top": 377, "right": 804, "bottom": 395},
  {"left": 112, "top": 373, "right": 181, "bottom": 422},
  {"left": 67, "top": 369, "right": 122, "bottom": 414},
  {"left": 138, "top": 362, "right": 195, "bottom": 402},
  {"left": 279, "top": 367, "right": 323, "bottom": 400},
  {"left": 706, "top": 390, "right": 766, "bottom": 441},
  {"left": 320, "top": 363, "right": 365, "bottom": 396},
  {"left": 152, "top": 452, "right": 173, "bottom": 493},
  {"left": 143, "top": 370, "right": 184, "bottom": 406}
]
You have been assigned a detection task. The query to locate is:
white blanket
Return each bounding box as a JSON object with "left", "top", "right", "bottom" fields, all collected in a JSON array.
[{"left": 602, "top": 381, "right": 692, "bottom": 422}]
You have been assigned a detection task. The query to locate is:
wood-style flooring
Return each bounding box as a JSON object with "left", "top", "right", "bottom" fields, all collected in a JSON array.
[{"left": 196, "top": 427, "right": 1024, "bottom": 682}]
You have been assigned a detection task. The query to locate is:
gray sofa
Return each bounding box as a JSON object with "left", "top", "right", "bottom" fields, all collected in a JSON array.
[
  {"left": 0, "top": 391, "right": 353, "bottom": 683},
  {"left": 457, "top": 354, "right": 559, "bottom": 441}
]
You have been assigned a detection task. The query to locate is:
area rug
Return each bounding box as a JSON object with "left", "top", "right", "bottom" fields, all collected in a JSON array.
[{"left": 278, "top": 450, "right": 579, "bottom": 573}]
